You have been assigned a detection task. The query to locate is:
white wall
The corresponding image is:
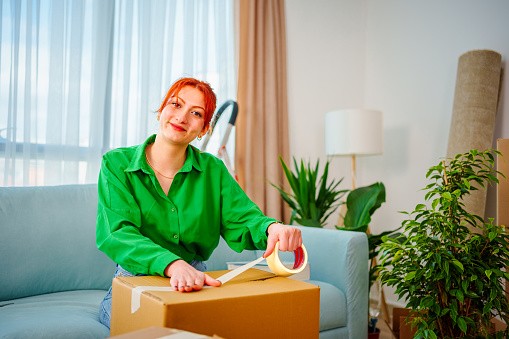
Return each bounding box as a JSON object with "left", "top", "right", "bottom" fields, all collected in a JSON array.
[
  {"left": 286, "top": 0, "right": 366, "bottom": 170},
  {"left": 286, "top": 0, "right": 509, "bottom": 306}
]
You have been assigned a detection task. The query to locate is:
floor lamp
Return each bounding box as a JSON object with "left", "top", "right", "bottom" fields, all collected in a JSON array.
[
  {"left": 324, "top": 109, "right": 390, "bottom": 323},
  {"left": 324, "top": 109, "right": 383, "bottom": 189}
]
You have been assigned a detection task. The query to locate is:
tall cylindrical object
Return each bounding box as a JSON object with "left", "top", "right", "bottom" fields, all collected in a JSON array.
[{"left": 446, "top": 49, "right": 503, "bottom": 221}]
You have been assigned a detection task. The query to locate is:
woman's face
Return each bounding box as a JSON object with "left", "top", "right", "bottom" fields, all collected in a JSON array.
[{"left": 158, "top": 86, "right": 209, "bottom": 146}]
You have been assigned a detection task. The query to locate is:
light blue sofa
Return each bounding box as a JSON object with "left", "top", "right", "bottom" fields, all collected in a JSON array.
[{"left": 0, "top": 184, "right": 368, "bottom": 339}]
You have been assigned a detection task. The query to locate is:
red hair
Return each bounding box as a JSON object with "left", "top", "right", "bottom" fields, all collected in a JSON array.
[{"left": 157, "top": 77, "right": 217, "bottom": 127}]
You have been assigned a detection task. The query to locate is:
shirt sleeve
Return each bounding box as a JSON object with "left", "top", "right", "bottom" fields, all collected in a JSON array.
[
  {"left": 218, "top": 163, "right": 277, "bottom": 253},
  {"left": 95, "top": 156, "right": 179, "bottom": 276}
]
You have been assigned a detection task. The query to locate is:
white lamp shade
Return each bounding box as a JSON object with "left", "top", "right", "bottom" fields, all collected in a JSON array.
[{"left": 325, "top": 109, "right": 383, "bottom": 156}]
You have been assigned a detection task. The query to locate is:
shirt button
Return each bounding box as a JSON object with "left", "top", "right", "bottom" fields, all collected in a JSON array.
[
  {"left": 171, "top": 208, "right": 175, "bottom": 212},
  {"left": 174, "top": 235, "right": 178, "bottom": 239}
]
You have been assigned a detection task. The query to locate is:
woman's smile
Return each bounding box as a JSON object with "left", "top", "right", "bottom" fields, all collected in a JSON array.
[{"left": 170, "top": 123, "right": 186, "bottom": 132}]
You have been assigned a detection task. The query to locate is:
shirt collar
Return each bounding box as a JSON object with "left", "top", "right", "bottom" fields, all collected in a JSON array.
[
  {"left": 182, "top": 145, "right": 203, "bottom": 173},
  {"left": 125, "top": 134, "right": 203, "bottom": 174}
]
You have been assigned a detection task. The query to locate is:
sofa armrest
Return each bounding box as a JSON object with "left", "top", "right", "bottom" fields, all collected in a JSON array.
[{"left": 294, "top": 226, "right": 368, "bottom": 339}]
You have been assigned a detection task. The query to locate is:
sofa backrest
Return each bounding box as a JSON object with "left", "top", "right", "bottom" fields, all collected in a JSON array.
[
  {"left": 0, "top": 184, "right": 116, "bottom": 301},
  {"left": 205, "top": 237, "right": 262, "bottom": 271}
]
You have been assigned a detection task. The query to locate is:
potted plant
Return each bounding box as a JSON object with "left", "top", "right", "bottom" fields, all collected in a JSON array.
[
  {"left": 379, "top": 149, "right": 509, "bottom": 339},
  {"left": 272, "top": 157, "right": 398, "bottom": 337},
  {"left": 270, "top": 156, "right": 348, "bottom": 227},
  {"left": 337, "top": 182, "right": 401, "bottom": 337}
]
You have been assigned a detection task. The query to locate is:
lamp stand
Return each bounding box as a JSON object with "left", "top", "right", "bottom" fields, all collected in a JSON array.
[
  {"left": 350, "top": 154, "right": 391, "bottom": 328},
  {"left": 351, "top": 154, "right": 356, "bottom": 190}
]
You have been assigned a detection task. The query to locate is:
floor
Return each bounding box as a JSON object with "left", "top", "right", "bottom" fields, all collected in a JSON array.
[
  {"left": 370, "top": 298, "right": 397, "bottom": 339},
  {"left": 378, "top": 314, "right": 395, "bottom": 339}
]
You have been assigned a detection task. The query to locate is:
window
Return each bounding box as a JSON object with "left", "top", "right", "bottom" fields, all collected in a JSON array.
[{"left": 1, "top": 0, "right": 236, "bottom": 186}]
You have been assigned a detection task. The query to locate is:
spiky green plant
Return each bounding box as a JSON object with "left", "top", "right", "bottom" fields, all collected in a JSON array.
[{"left": 271, "top": 156, "right": 348, "bottom": 227}]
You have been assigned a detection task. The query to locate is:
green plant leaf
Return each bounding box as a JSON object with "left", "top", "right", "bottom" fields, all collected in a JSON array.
[
  {"left": 489, "top": 231, "right": 497, "bottom": 241},
  {"left": 404, "top": 271, "right": 416, "bottom": 281},
  {"left": 298, "top": 160, "right": 310, "bottom": 216},
  {"left": 457, "top": 317, "right": 467, "bottom": 333},
  {"left": 483, "top": 301, "right": 492, "bottom": 315},
  {"left": 441, "top": 191, "right": 452, "bottom": 200},
  {"left": 344, "top": 182, "right": 385, "bottom": 229},
  {"left": 280, "top": 156, "right": 299, "bottom": 197},
  {"left": 490, "top": 288, "right": 497, "bottom": 301},
  {"left": 415, "top": 204, "right": 426, "bottom": 211},
  {"left": 294, "top": 217, "right": 322, "bottom": 228},
  {"left": 461, "top": 279, "right": 468, "bottom": 292},
  {"left": 451, "top": 260, "right": 464, "bottom": 272},
  {"left": 456, "top": 289, "right": 464, "bottom": 303}
]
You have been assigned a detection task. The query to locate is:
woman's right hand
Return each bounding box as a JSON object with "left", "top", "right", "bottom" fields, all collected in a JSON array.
[{"left": 164, "top": 259, "right": 221, "bottom": 292}]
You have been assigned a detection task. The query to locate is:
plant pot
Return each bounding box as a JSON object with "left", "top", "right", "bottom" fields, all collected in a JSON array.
[{"left": 368, "top": 328, "right": 380, "bottom": 339}]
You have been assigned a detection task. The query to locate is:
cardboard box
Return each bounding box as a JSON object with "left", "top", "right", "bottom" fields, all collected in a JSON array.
[
  {"left": 489, "top": 317, "right": 508, "bottom": 333},
  {"left": 109, "top": 326, "right": 223, "bottom": 338},
  {"left": 111, "top": 269, "right": 320, "bottom": 338},
  {"left": 226, "top": 260, "right": 310, "bottom": 280},
  {"left": 498, "top": 139, "right": 509, "bottom": 299},
  {"left": 497, "top": 139, "right": 509, "bottom": 227},
  {"left": 392, "top": 308, "right": 509, "bottom": 338},
  {"left": 392, "top": 308, "right": 416, "bottom": 339}
]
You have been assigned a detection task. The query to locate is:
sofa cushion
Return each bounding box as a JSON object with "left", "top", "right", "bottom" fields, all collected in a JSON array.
[
  {"left": 0, "top": 185, "right": 116, "bottom": 301},
  {"left": 0, "top": 290, "right": 109, "bottom": 339},
  {"left": 306, "top": 280, "right": 347, "bottom": 331}
]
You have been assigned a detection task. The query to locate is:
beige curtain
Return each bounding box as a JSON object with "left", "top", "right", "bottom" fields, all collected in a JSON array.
[{"left": 235, "top": 0, "right": 290, "bottom": 222}]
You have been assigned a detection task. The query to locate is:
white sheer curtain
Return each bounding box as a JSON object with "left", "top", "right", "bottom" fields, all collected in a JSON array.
[{"left": 0, "top": 0, "right": 236, "bottom": 187}]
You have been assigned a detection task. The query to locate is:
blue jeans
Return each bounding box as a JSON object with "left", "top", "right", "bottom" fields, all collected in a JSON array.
[{"left": 99, "top": 261, "right": 207, "bottom": 329}]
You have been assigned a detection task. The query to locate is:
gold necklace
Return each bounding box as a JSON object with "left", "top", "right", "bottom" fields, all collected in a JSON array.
[{"left": 145, "top": 154, "right": 174, "bottom": 180}]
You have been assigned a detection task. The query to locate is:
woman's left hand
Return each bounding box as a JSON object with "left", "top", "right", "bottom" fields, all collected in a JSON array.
[{"left": 263, "top": 223, "right": 302, "bottom": 258}]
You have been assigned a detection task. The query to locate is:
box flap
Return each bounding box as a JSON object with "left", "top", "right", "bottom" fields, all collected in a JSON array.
[
  {"left": 116, "top": 268, "right": 318, "bottom": 306},
  {"left": 109, "top": 326, "right": 219, "bottom": 338}
]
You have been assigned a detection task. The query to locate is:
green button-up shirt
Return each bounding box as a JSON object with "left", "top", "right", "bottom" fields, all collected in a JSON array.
[{"left": 96, "top": 135, "right": 276, "bottom": 276}]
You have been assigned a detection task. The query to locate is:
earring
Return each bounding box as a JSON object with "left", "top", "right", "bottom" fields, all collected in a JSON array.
[
  {"left": 157, "top": 116, "right": 160, "bottom": 121},
  {"left": 197, "top": 137, "right": 202, "bottom": 141}
]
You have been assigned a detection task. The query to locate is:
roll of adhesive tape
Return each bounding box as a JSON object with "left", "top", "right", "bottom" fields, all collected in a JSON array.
[{"left": 266, "top": 242, "right": 308, "bottom": 277}]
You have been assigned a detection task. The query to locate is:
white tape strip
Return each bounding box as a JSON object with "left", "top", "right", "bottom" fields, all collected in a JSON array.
[
  {"left": 130, "top": 242, "right": 308, "bottom": 313},
  {"left": 131, "top": 285, "right": 214, "bottom": 313},
  {"left": 216, "top": 256, "right": 265, "bottom": 284},
  {"left": 132, "top": 286, "right": 172, "bottom": 313}
]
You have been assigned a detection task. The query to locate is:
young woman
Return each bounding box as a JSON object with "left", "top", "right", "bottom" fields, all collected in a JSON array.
[{"left": 96, "top": 77, "right": 302, "bottom": 328}]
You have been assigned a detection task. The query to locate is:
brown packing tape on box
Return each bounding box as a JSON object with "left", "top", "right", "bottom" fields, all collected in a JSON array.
[{"left": 110, "top": 269, "right": 320, "bottom": 339}]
